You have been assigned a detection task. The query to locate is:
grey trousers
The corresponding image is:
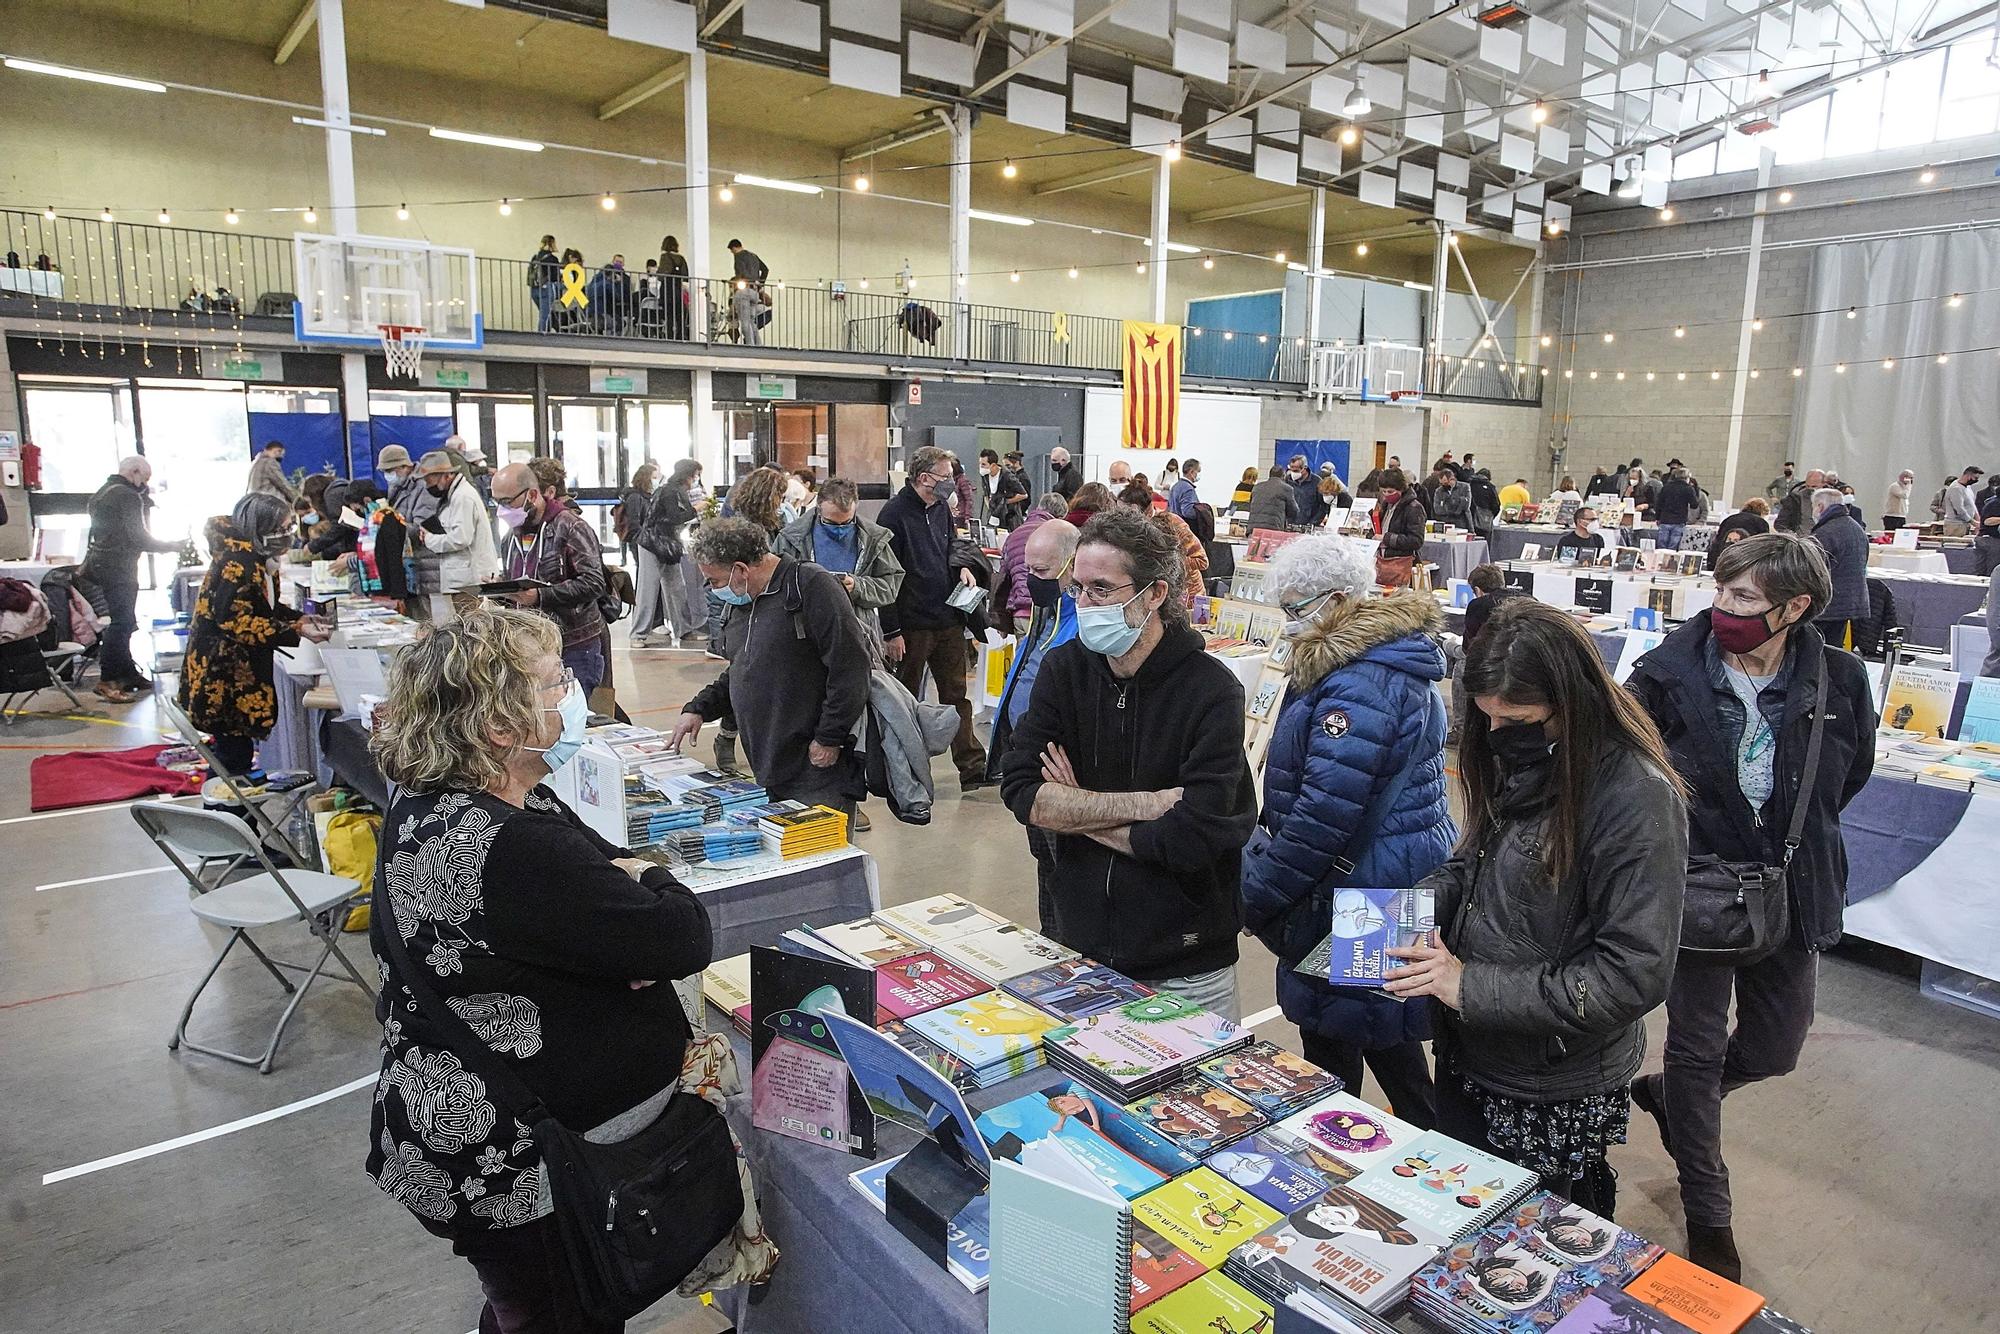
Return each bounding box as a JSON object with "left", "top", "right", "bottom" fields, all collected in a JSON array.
[
  {"left": 631, "top": 547, "right": 697, "bottom": 638},
  {"left": 1661, "top": 940, "right": 1817, "bottom": 1227}
]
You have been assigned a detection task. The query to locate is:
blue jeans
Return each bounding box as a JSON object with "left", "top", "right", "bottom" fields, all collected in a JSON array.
[
  {"left": 705, "top": 589, "right": 727, "bottom": 643},
  {"left": 1655, "top": 523, "right": 1686, "bottom": 553},
  {"left": 563, "top": 640, "right": 605, "bottom": 695},
  {"left": 532, "top": 284, "right": 555, "bottom": 332}
]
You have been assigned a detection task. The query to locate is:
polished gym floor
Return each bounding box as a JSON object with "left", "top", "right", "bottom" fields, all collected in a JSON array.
[{"left": 0, "top": 628, "right": 1994, "bottom": 1333}]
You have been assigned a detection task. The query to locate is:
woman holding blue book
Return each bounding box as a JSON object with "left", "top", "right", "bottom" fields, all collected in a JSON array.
[{"left": 1384, "top": 599, "right": 1687, "bottom": 1218}]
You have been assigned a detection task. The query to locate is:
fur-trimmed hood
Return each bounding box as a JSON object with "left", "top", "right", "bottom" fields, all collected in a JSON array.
[{"left": 1288, "top": 590, "right": 1445, "bottom": 689}]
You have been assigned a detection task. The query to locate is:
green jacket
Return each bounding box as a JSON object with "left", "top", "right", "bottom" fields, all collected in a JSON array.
[{"left": 773, "top": 511, "right": 906, "bottom": 637}]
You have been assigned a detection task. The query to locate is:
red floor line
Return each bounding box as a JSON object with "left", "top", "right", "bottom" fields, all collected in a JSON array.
[{"left": 0, "top": 966, "right": 192, "bottom": 1010}]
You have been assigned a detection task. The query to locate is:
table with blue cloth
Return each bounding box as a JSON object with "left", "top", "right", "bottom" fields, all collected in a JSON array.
[
  {"left": 1940, "top": 544, "right": 1980, "bottom": 576},
  {"left": 1842, "top": 775, "right": 2000, "bottom": 1000},
  {"left": 1421, "top": 536, "right": 1490, "bottom": 583},
  {"left": 1873, "top": 573, "right": 1992, "bottom": 648}
]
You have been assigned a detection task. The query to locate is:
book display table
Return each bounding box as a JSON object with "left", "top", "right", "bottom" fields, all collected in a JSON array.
[
  {"left": 1420, "top": 536, "right": 1489, "bottom": 583},
  {"left": 1842, "top": 776, "right": 2000, "bottom": 995}
]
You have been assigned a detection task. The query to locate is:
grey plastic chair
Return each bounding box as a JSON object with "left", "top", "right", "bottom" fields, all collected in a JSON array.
[
  {"left": 157, "top": 693, "right": 314, "bottom": 866},
  {"left": 132, "top": 802, "right": 375, "bottom": 1073}
]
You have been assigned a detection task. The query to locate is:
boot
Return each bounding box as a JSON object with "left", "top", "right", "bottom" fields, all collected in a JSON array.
[
  {"left": 713, "top": 730, "right": 737, "bottom": 773},
  {"left": 1630, "top": 1072, "right": 1673, "bottom": 1156},
  {"left": 1686, "top": 1222, "right": 1742, "bottom": 1283}
]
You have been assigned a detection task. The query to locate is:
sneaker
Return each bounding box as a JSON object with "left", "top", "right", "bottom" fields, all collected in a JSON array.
[
  {"left": 120, "top": 673, "right": 156, "bottom": 693},
  {"left": 851, "top": 808, "right": 871, "bottom": 833},
  {"left": 94, "top": 681, "right": 137, "bottom": 704},
  {"left": 704, "top": 647, "right": 727, "bottom": 661}
]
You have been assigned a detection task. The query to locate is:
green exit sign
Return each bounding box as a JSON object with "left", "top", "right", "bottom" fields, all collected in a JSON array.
[
  {"left": 603, "top": 375, "right": 637, "bottom": 393},
  {"left": 754, "top": 375, "right": 795, "bottom": 400},
  {"left": 433, "top": 367, "right": 471, "bottom": 388},
  {"left": 219, "top": 357, "right": 265, "bottom": 380}
]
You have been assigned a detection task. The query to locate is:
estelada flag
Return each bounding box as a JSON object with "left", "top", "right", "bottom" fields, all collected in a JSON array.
[{"left": 1121, "top": 320, "right": 1181, "bottom": 450}]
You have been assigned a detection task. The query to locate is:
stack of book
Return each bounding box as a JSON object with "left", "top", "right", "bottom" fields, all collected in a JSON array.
[
  {"left": 1264, "top": 1092, "right": 1426, "bottom": 1179},
  {"left": 723, "top": 797, "right": 813, "bottom": 828},
  {"left": 1406, "top": 1187, "right": 1657, "bottom": 1333},
  {"left": 1041, "top": 996, "right": 1251, "bottom": 1101},
  {"left": 1130, "top": 1167, "right": 1284, "bottom": 1312},
  {"left": 936, "top": 922, "right": 1080, "bottom": 985},
  {"left": 700, "top": 953, "right": 752, "bottom": 1036},
  {"left": 1123, "top": 1075, "right": 1270, "bottom": 1156},
  {"left": 871, "top": 893, "right": 1010, "bottom": 948},
  {"left": 976, "top": 1077, "right": 1199, "bottom": 1201},
  {"left": 1610, "top": 1253, "right": 1769, "bottom": 1334},
  {"left": 1224, "top": 1183, "right": 1452, "bottom": 1318},
  {"left": 623, "top": 798, "right": 705, "bottom": 847},
  {"left": 873, "top": 951, "right": 991, "bottom": 1021},
  {"left": 900, "top": 991, "right": 1060, "bottom": 1088},
  {"left": 661, "top": 823, "right": 765, "bottom": 866},
  {"left": 684, "top": 778, "right": 769, "bottom": 821},
  {"left": 1190, "top": 1040, "right": 1344, "bottom": 1121},
  {"left": 761, "top": 804, "right": 849, "bottom": 858},
  {"left": 781, "top": 917, "right": 921, "bottom": 966},
  {"left": 1003, "top": 957, "right": 1157, "bottom": 1020},
  {"left": 641, "top": 764, "right": 734, "bottom": 797}
]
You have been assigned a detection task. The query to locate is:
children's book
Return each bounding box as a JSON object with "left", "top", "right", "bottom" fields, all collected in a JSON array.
[
  {"left": 1229, "top": 1184, "right": 1451, "bottom": 1314},
  {"left": 804, "top": 917, "right": 923, "bottom": 965},
  {"left": 1132, "top": 1167, "right": 1285, "bottom": 1270},
  {"left": 700, "top": 952, "right": 752, "bottom": 1032},
  {"left": 1004, "top": 957, "right": 1157, "bottom": 1021},
  {"left": 875, "top": 1015, "right": 981, "bottom": 1091},
  {"left": 1132, "top": 1222, "right": 1207, "bottom": 1311},
  {"left": 903, "top": 992, "right": 1060, "bottom": 1067},
  {"left": 1269, "top": 1093, "right": 1422, "bottom": 1175},
  {"left": 848, "top": 1155, "right": 993, "bottom": 1292},
  {"left": 1204, "top": 1134, "right": 1338, "bottom": 1212},
  {"left": 1194, "top": 1041, "right": 1344, "bottom": 1119},
  {"left": 1346, "top": 1130, "right": 1539, "bottom": 1240},
  {"left": 748, "top": 945, "right": 875, "bottom": 1155},
  {"left": 1408, "top": 1190, "right": 1665, "bottom": 1331},
  {"left": 819, "top": 1009, "right": 989, "bottom": 1170},
  {"left": 935, "top": 921, "right": 1080, "bottom": 984},
  {"left": 1293, "top": 887, "right": 1438, "bottom": 988},
  {"left": 1125, "top": 1076, "right": 1271, "bottom": 1156},
  {"left": 1041, "top": 994, "right": 1249, "bottom": 1098},
  {"left": 977, "top": 1077, "right": 1197, "bottom": 1198},
  {"left": 872, "top": 893, "right": 1008, "bottom": 946},
  {"left": 1548, "top": 1285, "right": 1699, "bottom": 1332},
  {"left": 1508, "top": 1191, "right": 1664, "bottom": 1285},
  {"left": 1622, "top": 1253, "right": 1765, "bottom": 1334},
  {"left": 1130, "top": 1271, "right": 1273, "bottom": 1334},
  {"left": 873, "top": 951, "right": 991, "bottom": 1020},
  {"left": 988, "top": 1155, "right": 1132, "bottom": 1334}
]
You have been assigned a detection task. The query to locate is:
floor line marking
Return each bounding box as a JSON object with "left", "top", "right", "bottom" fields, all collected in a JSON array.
[
  {"left": 0, "top": 795, "right": 195, "bottom": 827},
  {"left": 1242, "top": 1003, "right": 1283, "bottom": 1028},
  {"left": 42, "top": 1073, "right": 377, "bottom": 1185},
  {"left": 35, "top": 866, "right": 171, "bottom": 892}
]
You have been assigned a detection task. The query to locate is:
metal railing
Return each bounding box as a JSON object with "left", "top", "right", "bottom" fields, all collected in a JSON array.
[{"left": 1, "top": 212, "right": 1540, "bottom": 403}]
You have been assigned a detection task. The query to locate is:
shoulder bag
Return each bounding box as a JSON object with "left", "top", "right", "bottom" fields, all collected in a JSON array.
[
  {"left": 372, "top": 902, "right": 743, "bottom": 1321},
  {"left": 1679, "top": 651, "right": 1827, "bottom": 965}
]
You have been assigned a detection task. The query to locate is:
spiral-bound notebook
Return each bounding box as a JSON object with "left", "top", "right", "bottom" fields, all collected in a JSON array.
[
  {"left": 988, "top": 1154, "right": 1133, "bottom": 1334},
  {"left": 1345, "top": 1130, "right": 1540, "bottom": 1242}
]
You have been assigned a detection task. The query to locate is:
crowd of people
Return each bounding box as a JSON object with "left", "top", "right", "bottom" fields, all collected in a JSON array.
[{"left": 524, "top": 234, "right": 771, "bottom": 344}]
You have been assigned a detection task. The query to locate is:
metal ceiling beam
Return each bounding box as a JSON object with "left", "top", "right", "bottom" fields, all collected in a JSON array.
[
  {"left": 274, "top": 0, "right": 318, "bottom": 65},
  {"left": 1030, "top": 159, "right": 1156, "bottom": 195},
  {"left": 597, "top": 62, "right": 687, "bottom": 120},
  {"left": 1190, "top": 194, "right": 1309, "bottom": 222},
  {"left": 841, "top": 111, "right": 955, "bottom": 163},
  {"left": 700, "top": 0, "right": 749, "bottom": 39},
  {"left": 966, "top": 0, "right": 1138, "bottom": 100}
]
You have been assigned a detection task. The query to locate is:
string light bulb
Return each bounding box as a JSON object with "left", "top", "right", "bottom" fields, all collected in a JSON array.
[
  {"left": 1602, "top": 332, "right": 1615, "bottom": 343},
  {"left": 1002, "top": 159, "right": 1018, "bottom": 179},
  {"left": 858, "top": 277, "right": 868, "bottom": 289},
  {"left": 498, "top": 199, "right": 511, "bottom": 216},
  {"left": 1067, "top": 267, "right": 1078, "bottom": 278},
  {"left": 1646, "top": 371, "right": 1655, "bottom": 380},
  {"left": 718, "top": 185, "right": 733, "bottom": 202},
  {"left": 1564, "top": 369, "right": 1574, "bottom": 378},
  {"left": 225, "top": 207, "right": 240, "bottom": 225},
  {"left": 1339, "top": 124, "right": 1359, "bottom": 146},
  {"left": 1937, "top": 353, "right": 1949, "bottom": 363},
  {"left": 1589, "top": 370, "right": 1599, "bottom": 379},
  {"left": 42, "top": 205, "right": 56, "bottom": 220},
  {"left": 1947, "top": 292, "right": 1963, "bottom": 307},
  {"left": 1274, "top": 251, "right": 1287, "bottom": 263},
  {"left": 1616, "top": 371, "right": 1626, "bottom": 380},
  {"left": 1202, "top": 255, "right": 1214, "bottom": 269},
  {"left": 1791, "top": 367, "right": 1802, "bottom": 376},
  {"left": 1531, "top": 101, "right": 1549, "bottom": 123},
  {"left": 1711, "top": 370, "right": 1721, "bottom": 379},
  {"left": 1846, "top": 306, "right": 1857, "bottom": 319},
  {"left": 1834, "top": 363, "right": 1846, "bottom": 373},
  {"left": 397, "top": 202, "right": 410, "bottom": 220},
  {"left": 1355, "top": 243, "right": 1369, "bottom": 256},
  {"left": 1009, "top": 269, "right": 1020, "bottom": 282},
  {"left": 1777, "top": 189, "right": 1793, "bottom": 204},
  {"left": 303, "top": 206, "right": 317, "bottom": 223},
  {"left": 157, "top": 208, "right": 171, "bottom": 224},
  {"left": 1165, "top": 140, "right": 1182, "bottom": 162},
  {"left": 1882, "top": 358, "right": 1895, "bottom": 369},
  {"left": 1677, "top": 371, "right": 1687, "bottom": 380},
  {"left": 1919, "top": 165, "right": 1937, "bottom": 184},
  {"left": 1751, "top": 317, "right": 1763, "bottom": 331},
  {"left": 1674, "top": 325, "right": 1685, "bottom": 337},
  {"left": 100, "top": 207, "right": 113, "bottom": 222},
  {"left": 1547, "top": 221, "right": 1563, "bottom": 236},
  {"left": 1540, "top": 334, "right": 1553, "bottom": 348},
  {"left": 1750, "top": 368, "right": 1760, "bottom": 378},
  {"left": 1136, "top": 261, "right": 1147, "bottom": 274},
  {"left": 600, "top": 193, "right": 616, "bottom": 210},
  {"left": 1448, "top": 233, "right": 1460, "bottom": 246},
  {"left": 854, "top": 174, "right": 869, "bottom": 191},
  {"left": 1660, "top": 207, "right": 1674, "bottom": 221}
]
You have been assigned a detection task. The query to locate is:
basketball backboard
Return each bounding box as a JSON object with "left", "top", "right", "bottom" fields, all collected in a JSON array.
[{"left": 292, "top": 233, "right": 483, "bottom": 350}]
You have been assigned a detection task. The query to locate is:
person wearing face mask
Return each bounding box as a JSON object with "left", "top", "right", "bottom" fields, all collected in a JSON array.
[
  {"left": 1553, "top": 506, "right": 1605, "bottom": 561},
  {"left": 490, "top": 462, "right": 609, "bottom": 694},
  {"left": 375, "top": 444, "right": 438, "bottom": 528},
  {"left": 1000, "top": 509, "right": 1258, "bottom": 1019},
  {"left": 408, "top": 450, "right": 499, "bottom": 621},
  {"left": 1385, "top": 599, "right": 1686, "bottom": 1221},
  {"left": 81, "top": 455, "right": 185, "bottom": 702},
  {"left": 178, "top": 492, "right": 331, "bottom": 775},
  {"left": 1240, "top": 535, "right": 1451, "bottom": 1126},
  {"left": 1625, "top": 532, "right": 1873, "bottom": 1275},
  {"left": 773, "top": 476, "right": 905, "bottom": 667},
  {"left": 994, "top": 492, "right": 1068, "bottom": 633},
  {"left": 986, "top": 519, "right": 1080, "bottom": 924},
  {"left": 365, "top": 606, "right": 723, "bottom": 1331},
  {"left": 1882, "top": 469, "right": 1915, "bottom": 531},
  {"left": 1372, "top": 468, "right": 1428, "bottom": 588},
  {"left": 669, "top": 519, "right": 872, "bottom": 818}
]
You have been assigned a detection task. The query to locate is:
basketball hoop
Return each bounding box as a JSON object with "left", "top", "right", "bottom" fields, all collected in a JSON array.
[{"left": 379, "top": 323, "right": 428, "bottom": 379}]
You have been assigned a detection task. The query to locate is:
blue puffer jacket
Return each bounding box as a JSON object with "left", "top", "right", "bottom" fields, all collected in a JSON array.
[{"left": 1241, "top": 591, "right": 1456, "bottom": 1049}]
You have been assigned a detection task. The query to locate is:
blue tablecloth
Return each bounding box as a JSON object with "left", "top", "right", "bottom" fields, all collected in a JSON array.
[
  {"left": 1842, "top": 775, "right": 1973, "bottom": 904},
  {"left": 1942, "top": 545, "right": 1980, "bottom": 575},
  {"left": 1875, "top": 574, "right": 1991, "bottom": 648}
]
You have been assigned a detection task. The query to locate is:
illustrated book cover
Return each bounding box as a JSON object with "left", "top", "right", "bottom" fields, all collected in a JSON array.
[
  {"left": 748, "top": 945, "right": 875, "bottom": 1155},
  {"left": 1003, "top": 956, "right": 1156, "bottom": 1021},
  {"left": 1125, "top": 1075, "right": 1271, "bottom": 1156}
]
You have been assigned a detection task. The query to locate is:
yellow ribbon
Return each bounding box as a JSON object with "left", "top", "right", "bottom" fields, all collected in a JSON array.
[
  {"left": 1051, "top": 311, "right": 1070, "bottom": 344},
  {"left": 559, "top": 262, "right": 589, "bottom": 308}
]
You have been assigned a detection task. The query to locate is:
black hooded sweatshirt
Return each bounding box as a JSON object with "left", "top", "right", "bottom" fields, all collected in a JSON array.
[{"left": 1000, "top": 621, "right": 1257, "bottom": 979}]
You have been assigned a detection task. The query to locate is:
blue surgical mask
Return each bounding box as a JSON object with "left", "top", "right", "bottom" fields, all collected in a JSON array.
[
  {"left": 819, "top": 519, "right": 855, "bottom": 538},
  {"left": 528, "top": 681, "right": 589, "bottom": 773},
  {"left": 1075, "top": 591, "right": 1149, "bottom": 657},
  {"left": 712, "top": 570, "right": 753, "bottom": 606}
]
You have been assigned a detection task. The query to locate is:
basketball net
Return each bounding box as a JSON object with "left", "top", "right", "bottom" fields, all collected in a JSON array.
[{"left": 379, "top": 324, "right": 428, "bottom": 379}]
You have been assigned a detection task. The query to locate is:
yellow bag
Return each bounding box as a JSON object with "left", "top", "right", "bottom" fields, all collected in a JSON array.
[{"left": 323, "top": 808, "right": 382, "bottom": 932}]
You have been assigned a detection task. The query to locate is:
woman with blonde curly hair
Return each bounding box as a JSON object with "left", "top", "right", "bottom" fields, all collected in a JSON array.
[
  {"left": 364, "top": 606, "right": 720, "bottom": 1330},
  {"left": 724, "top": 465, "right": 788, "bottom": 535}
]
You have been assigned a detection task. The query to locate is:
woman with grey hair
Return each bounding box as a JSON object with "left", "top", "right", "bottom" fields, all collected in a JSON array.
[
  {"left": 1240, "top": 534, "right": 1452, "bottom": 1125},
  {"left": 178, "top": 492, "right": 330, "bottom": 775},
  {"left": 633, "top": 459, "right": 704, "bottom": 646}
]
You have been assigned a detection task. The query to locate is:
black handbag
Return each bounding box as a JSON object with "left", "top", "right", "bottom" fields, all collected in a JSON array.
[
  {"left": 372, "top": 906, "right": 744, "bottom": 1322},
  {"left": 1679, "top": 653, "right": 1827, "bottom": 966}
]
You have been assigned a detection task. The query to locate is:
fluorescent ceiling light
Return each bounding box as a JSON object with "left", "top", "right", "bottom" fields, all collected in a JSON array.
[
  {"left": 1403, "top": 280, "right": 1434, "bottom": 291},
  {"left": 734, "top": 173, "right": 822, "bottom": 195},
  {"left": 1141, "top": 239, "right": 1202, "bottom": 253},
  {"left": 968, "top": 209, "right": 1034, "bottom": 226},
  {"left": 430, "top": 126, "right": 544, "bottom": 152},
  {"left": 292, "top": 115, "right": 387, "bottom": 136},
  {"left": 3, "top": 57, "right": 165, "bottom": 93}
]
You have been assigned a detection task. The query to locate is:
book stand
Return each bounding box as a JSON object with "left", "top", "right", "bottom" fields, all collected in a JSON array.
[{"left": 883, "top": 1118, "right": 986, "bottom": 1267}]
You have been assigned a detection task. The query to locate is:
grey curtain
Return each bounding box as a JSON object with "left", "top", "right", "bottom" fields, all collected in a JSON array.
[{"left": 1791, "top": 228, "right": 2000, "bottom": 512}]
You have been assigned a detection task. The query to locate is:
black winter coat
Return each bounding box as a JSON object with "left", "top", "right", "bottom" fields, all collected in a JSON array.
[
  {"left": 1000, "top": 623, "right": 1257, "bottom": 980},
  {"left": 1627, "top": 615, "right": 1875, "bottom": 950},
  {"left": 1377, "top": 493, "right": 1428, "bottom": 557},
  {"left": 1655, "top": 478, "right": 1697, "bottom": 524},
  {"left": 1428, "top": 744, "right": 1687, "bottom": 1103},
  {"left": 878, "top": 482, "right": 958, "bottom": 633}
]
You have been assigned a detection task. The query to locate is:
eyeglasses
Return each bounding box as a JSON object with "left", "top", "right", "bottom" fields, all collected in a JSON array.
[
  {"left": 1279, "top": 589, "right": 1339, "bottom": 620},
  {"left": 1066, "top": 579, "right": 1136, "bottom": 606},
  {"left": 497, "top": 485, "right": 535, "bottom": 508},
  {"left": 920, "top": 471, "right": 952, "bottom": 486},
  {"left": 538, "top": 667, "right": 577, "bottom": 697}
]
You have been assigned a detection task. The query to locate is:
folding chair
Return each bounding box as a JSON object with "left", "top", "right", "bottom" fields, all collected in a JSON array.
[
  {"left": 157, "top": 693, "right": 317, "bottom": 866},
  {"left": 0, "top": 636, "right": 84, "bottom": 722},
  {"left": 132, "top": 802, "right": 375, "bottom": 1073}
]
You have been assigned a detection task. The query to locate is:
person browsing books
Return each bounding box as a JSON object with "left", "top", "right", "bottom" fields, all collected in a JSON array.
[
  {"left": 1624, "top": 532, "right": 1874, "bottom": 1280},
  {"left": 1554, "top": 507, "right": 1606, "bottom": 562},
  {"left": 492, "top": 461, "right": 609, "bottom": 694},
  {"left": 1383, "top": 600, "right": 1688, "bottom": 1218},
  {"left": 1000, "top": 509, "right": 1257, "bottom": 1020},
  {"left": 1240, "top": 535, "right": 1453, "bottom": 1127}
]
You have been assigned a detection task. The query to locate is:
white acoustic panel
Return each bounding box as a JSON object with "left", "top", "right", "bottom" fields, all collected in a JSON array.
[
  {"left": 1172, "top": 27, "right": 1230, "bottom": 83},
  {"left": 1582, "top": 67, "right": 1617, "bottom": 109},
  {"left": 1537, "top": 124, "right": 1571, "bottom": 162},
  {"left": 1358, "top": 171, "right": 1396, "bottom": 208},
  {"left": 1236, "top": 20, "right": 1286, "bottom": 72},
  {"left": 742, "top": 0, "right": 819, "bottom": 50},
  {"left": 1006, "top": 0, "right": 1073, "bottom": 38},
  {"left": 1655, "top": 51, "right": 1687, "bottom": 87},
  {"left": 1546, "top": 200, "right": 1571, "bottom": 223},
  {"left": 1435, "top": 153, "right": 1468, "bottom": 188},
  {"left": 1407, "top": 56, "right": 1446, "bottom": 102},
  {"left": 1482, "top": 187, "right": 1514, "bottom": 218},
  {"left": 1398, "top": 162, "right": 1434, "bottom": 197},
  {"left": 1479, "top": 26, "right": 1522, "bottom": 73},
  {"left": 1359, "top": 64, "right": 1403, "bottom": 109},
  {"left": 1006, "top": 32, "right": 1066, "bottom": 84},
  {"left": 1513, "top": 213, "right": 1541, "bottom": 241},
  {"left": 1756, "top": 12, "right": 1788, "bottom": 59},
  {"left": 1526, "top": 14, "right": 1567, "bottom": 64},
  {"left": 1254, "top": 143, "right": 1299, "bottom": 186},
  {"left": 1461, "top": 100, "right": 1499, "bottom": 144},
  {"left": 1256, "top": 103, "right": 1300, "bottom": 137},
  {"left": 828, "top": 40, "right": 900, "bottom": 97},
  {"left": 1584, "top": 120, "right": 1614, "bottom": 155},
  {"left": 1106, "top": 0, "right": 1168, "bottom": 34},
  {"left": 907, "top": 31, "right": 976, "bottom": 86},
  {"left": 1670, "top": 0, "right": 1706, "bottom": 15},
  {"left": 606, "top": 0, "right": 696, "bottom": 51},
  {"left": 1006, "top": 82, "right": 1067, "bottom": 133},
  {"left": 1499, "top": 132, "right": 1532, "bottom": 171},
  {"left": 1130, "top": 111, "right": 1182, "bottom": 156},
  {"left": 1651, "top": 90, "right": 1685, "bottom": 133},
  {"left": 1178, "top": 0, "right": 1233, "bottom": 31},
  {"left": 1072, "top": 73, "right": 1128, "bottom": 121},
  {"left": 1132, "top": 66, "right": 1186, "bottom": 112},
  {"left": 1641, "top": 178, "right": 1669, "bottom": 208},
  {"left": 1405, "top": 105, "right": 1446, "bottom": 146},
  {"left": 1580, "top": 162, "right": 1612, "bottom": 194},
  {"left": 1434, "top": 191, "right": 1466, "bottom": 225},
  {"left": 1583, "top": 16, "right": 1619, "bottom": 64},
  {"left": 1299, "top": 135, "right": 1340, "bottom": 174},
  {"left": 1643, "top": 144, "right": 1671, "bottom": 176},
  {"left": 1358, "top": 0, "right": 1409, "bottom": 24},
  {"left": 1206, "top": 110, "right": 1251, "bottom": 153},
  {"left": 1299, "top": 18, "right": 1346, "bottom": 60},
  {"left": 1308, "top": 74, "right": 1354, "bottom": 115},
  {"left": 1618, "top": 62, "right": 1649, "bottom": 93},
  {"left": 1516, "top": 182, "right": 1544, "bottom": 207},
  {"left": 829, "top": 0, "right": 899, "bottom": 40}
]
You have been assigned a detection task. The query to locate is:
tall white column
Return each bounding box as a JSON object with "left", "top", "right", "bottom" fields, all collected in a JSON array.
[
  {"left": 1426, "top": 222, "right": 1449, "bottom": 356},
  {"left": 947, "top": 106, "right": 971, "bottom": 356},
  {"left": 1305, "top": 187, "right": 1326, "bottom": 345},
  {"left": 1720, "top": 150, "right": 1773, "bottom": 510},
  {"left": 1149, "top": 153, "right": 1171, "bottom": 323},
  {"left": 316, "top": 0, "right": 368, "bottom": 468},
  {"left": 685, "top": 51, "right": 715, "bottom": 465}
]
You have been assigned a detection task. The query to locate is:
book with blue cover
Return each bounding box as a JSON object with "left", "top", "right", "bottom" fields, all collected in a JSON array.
[
  {"left": 977, "top": 1078, "right": 1199, "bottom": 1198},
  {"left": 1957, "top": 676, "right": 2000, "bottom": 744},
  {"left": 1204, "top": 1135, "right": 1337, "bottom": 1212},
  {"left": 847, "top": 1155, "right": 993, "bottom": 1292},
  {"left": 1293, "top": 887, "right": 1438, "bottom": 988},
  {"left": 1004, "top": 957, "right": 1156, "bottom": 1020},
  {"left": 988, "top": 1155, "right": 1132, "bottom": 1334},
  {"left": 819, "top": 1009, "right": 989, "bottom": 1174}
]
